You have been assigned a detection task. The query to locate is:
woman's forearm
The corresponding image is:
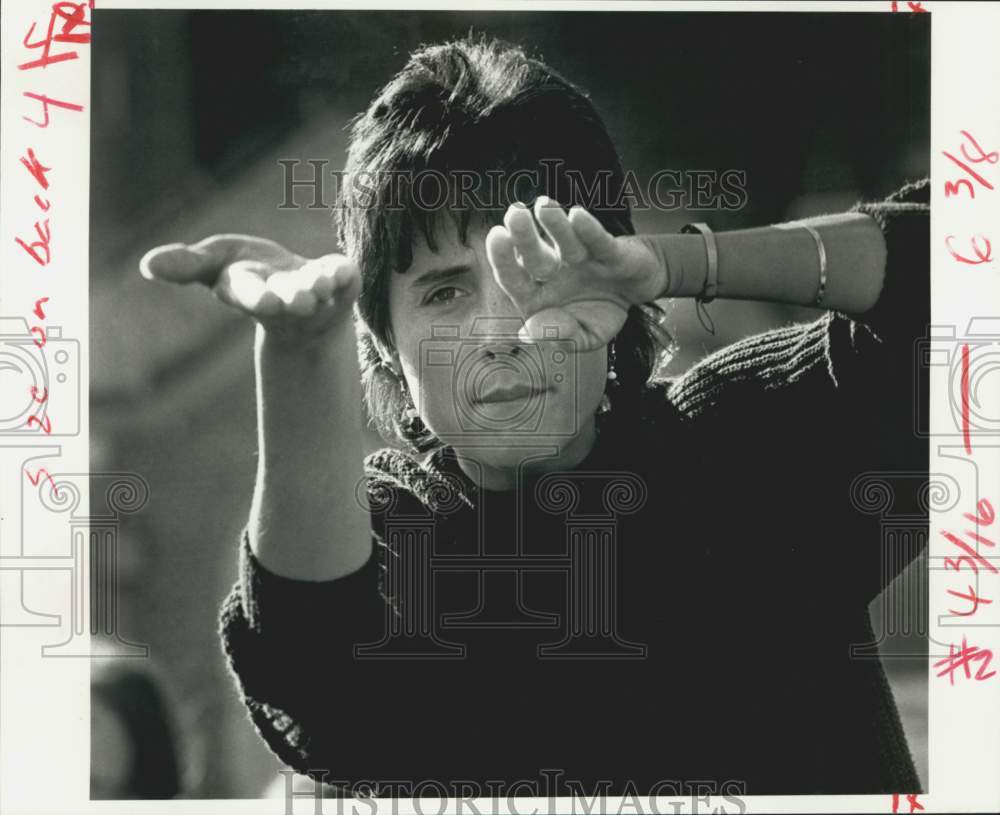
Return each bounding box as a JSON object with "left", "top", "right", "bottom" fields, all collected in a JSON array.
[
  {"left": 651, "top": 212, "right": 887, "bottom": 313},
  {"left": 248, "top": 321, "right": 371, "bottom": 582}
]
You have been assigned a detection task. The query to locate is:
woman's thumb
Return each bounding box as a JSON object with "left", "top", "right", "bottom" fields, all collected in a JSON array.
[{"left": 139, "top": 242, "right": 223, "bottom": 286}]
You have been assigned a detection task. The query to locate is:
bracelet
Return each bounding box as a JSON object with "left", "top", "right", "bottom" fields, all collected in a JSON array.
[
  {"left": 680, "top": 222, "right": 718, "bottom": 304},
  {"left": 777, "top": 220, "right": 828, "bottom": 307}
]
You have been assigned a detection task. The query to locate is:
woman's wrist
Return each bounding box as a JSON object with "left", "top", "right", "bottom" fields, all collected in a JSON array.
[
  {"left": 641, "top": 212, "right": 887, "bottom": 312},
  {"left": 636, "top": 233, "right": 711, "bottom": 300},
  {"left": 255, "top": 316, "right": 356, "bottom": 365}
]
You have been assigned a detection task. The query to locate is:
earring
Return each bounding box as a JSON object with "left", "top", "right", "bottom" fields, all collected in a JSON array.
[
  {"left": 399, "top": 384, "right": 424, "bottom": 436},
  {"left": 598, "top": 342, "right": 620, "bottom": 416},
  {"left": 403, "top": 407, "right": 421, "bottom": 434},
  {"left": 606, "top": 341, "right": 620, "bottom": 387}
]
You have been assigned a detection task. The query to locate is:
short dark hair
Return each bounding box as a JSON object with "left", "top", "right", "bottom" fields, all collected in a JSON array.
[{"left": 337, "top": 35, "right": 668, "bottom": 449}]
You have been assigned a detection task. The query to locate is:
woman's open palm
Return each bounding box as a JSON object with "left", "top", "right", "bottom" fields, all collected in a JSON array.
[
  {"left": 139, "top": 234, "right": 360, "bottom": 348},
  {"left": 485, "top": 198, "right": 666, "bottom": 350}
]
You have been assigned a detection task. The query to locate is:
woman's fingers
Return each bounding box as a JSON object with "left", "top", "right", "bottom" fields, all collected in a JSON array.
[
  {"left": 141, "top": 232, "right": 362, "bottom": 345},
  {"left": 486, "top": 224, "right": 536, "bottom": 303},
  {"left": 260, "top": 256, "right": 361, "bottom": 319},
  {"left": 298, "top": 261, "right": 335, "bottom": 302},
  {"left": 139, "top": 242, "right": 217, "bottom": 285},
  {"left": 568, "top": 207, "right": 619, "bottom": 264},
  {"left": 214, "top": 261, "right": 282, "bottom": 316},
  {"left": 315, "top": 254, "right": 362, "bottom": 307},
  {"left": 504, "top": 203, "right": 560, "bottom": 279},
  {"left": 146, "top": 233, "right": 360, "bottom": 326},
  {"left": 266, "top": 271, "right": 320, "bottom": 317},
  {"left": 139, "top": 234, "right": 300, "bottom": 286},
  {"left": 535, "top": 197, "right": 587, "bottom": 264}
]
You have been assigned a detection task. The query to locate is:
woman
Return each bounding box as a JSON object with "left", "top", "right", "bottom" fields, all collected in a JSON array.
[{"left": 142, "top": 37, "right": 928, "bottom": 796}]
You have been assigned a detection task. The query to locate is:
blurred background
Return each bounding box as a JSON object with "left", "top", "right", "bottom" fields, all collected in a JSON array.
[{"left": 89, "top": 10, "right": 930, "bottom": 799}]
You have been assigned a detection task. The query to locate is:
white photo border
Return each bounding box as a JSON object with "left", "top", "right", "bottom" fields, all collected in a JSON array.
[{"left": 2, "top": 1, "right": 998, "bottom": 813}]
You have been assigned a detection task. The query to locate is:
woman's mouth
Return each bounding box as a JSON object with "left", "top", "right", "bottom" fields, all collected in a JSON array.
[{"left": 471, "top": 381, "right": 550, "bottom": 404}]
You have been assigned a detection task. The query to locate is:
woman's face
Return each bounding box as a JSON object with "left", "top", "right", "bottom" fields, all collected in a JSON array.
[{"left": 386, "top": 218, "right": 608, "bottom": 483}]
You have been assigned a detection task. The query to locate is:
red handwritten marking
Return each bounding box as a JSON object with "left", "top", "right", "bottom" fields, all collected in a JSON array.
[
  {"left": 946, "top": 235, "right": 993, "bottom": 265},
  {"left": 891, "top": 793, "right": 924, "bottom": 813},
  {"left": 959, "top": 130, "right": 999, "bottom": 166},
  {"left": 15, "top": 219, "right": 52, "bottom": 266},
  {"left": 965, "top": 498, "right": 995, "bottom": 526},
  {"left": 19, "top": 148, "right": 51, "bottom": 189},
  {"left": 942, "top": 530, "right": 998, "bottom": 574},
  {"left": 961, "top": 343, "right": 972, "bottom": 454},
  {"left": 34, "top": 194, "right": 51, "bottom": 212},
  {"left": 22, "top": 92, "right": 83, "bottom": 128},
  {"left": 943, "top": 132, "right": 995, "bottom": 199},
  {"left": 29, "top": 385, "right": 48, "bottom": 404},
  {"left": 18, "top": 2, "right": 92, "bottom": 71},
  {"left": 947, "top": 584, "right": 993, "bottom": 616},
  {"left": 944, "top": 177, "right": 976, "bottom": 200},
  {"left": 26, "top": 415, "right": 52, "bottom": 434},
  {"left": 965, "top": 530, "right": 996, "bottom": 549},
  {"left": 24, "top": 467, "right": 60, "bottom": 498},
  {"left": 934, "top": 637, "right": 997, "bottom": 684},
  {"left": 943, "top": 151, "right": 995, "bottom": 196},
  {"left": 30, "top": 327, "right": 46, "bottom": 349},
  {"left": 33, "top": 297, "right": 49, "bottom": 319}
]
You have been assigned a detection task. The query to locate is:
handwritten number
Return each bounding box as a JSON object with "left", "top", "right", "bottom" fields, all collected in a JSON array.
[
  {"left": 26, "top": 414, "right": 52, "bottom": 434},
  {"left": 959, "top": 130, "right": 999, "bottom": 166},
  {"left": 942, "top": 150, "right": 994, "bottom": 195},
  {"left": 934, "top": 638, "right": 996, "bottom": 684},
  {"left": 964, "top": 499, "right": 995, "bottom": 527},
  {"left": 942, "top": 530, "right": 998, "bottom": 574},
  {"left": 944, "top": 178, "right": 976, "bottom": 200}
]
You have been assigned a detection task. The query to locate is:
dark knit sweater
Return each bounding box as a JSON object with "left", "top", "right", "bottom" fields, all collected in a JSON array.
[{"left": 219, "top": 179, "right": 929, "bottom": 796}]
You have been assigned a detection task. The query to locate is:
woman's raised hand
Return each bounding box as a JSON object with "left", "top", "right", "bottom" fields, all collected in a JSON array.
[
  {"left": 139, "top": 234, "right": 361, "bottom": 348},
  {"left": 485, "top": 198, "right": 667, "bottom": 350}
]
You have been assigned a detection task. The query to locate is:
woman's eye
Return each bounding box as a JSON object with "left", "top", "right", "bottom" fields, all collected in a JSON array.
[{"left": 424, "top": 286, "right": 464, "bottom": 306}]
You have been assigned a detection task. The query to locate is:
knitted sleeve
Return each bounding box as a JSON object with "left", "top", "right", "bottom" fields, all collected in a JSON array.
[
  {"left": 668, "top": 177, "right": 930, "bottom": 420},
  {"left": 217, "top": 448, "right": 471, "bottom": 786},
  {"left": 665, "top": 178, "right": 930, "bottom": 605},
  {"left": 217, "top": 527, "right": 385, "bottom": 784}
]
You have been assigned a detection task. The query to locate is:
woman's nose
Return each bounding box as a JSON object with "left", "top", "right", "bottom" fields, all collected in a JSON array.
[
  {"left": 480, "top": 342, "right": 523, "bottom": 360},
  {"left": 482, "top": 282, "right": 521, "bottom": 319},
  {"left": 469, "top": 281, "right": 526, "bottom": 357},
  {"left": 478, "top": 268, "right": 526, "bottom": 322}
]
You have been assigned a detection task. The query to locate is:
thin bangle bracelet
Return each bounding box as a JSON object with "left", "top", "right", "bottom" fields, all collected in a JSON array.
[
  {"left": 802, "top": 223, "right": 828, "bottom": 306},
  {"left": 680, "top": 222, "right": 718, "bottom": 303},
  {"left": 777, "top": 220, "right": 828, "bottom": 306}
]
